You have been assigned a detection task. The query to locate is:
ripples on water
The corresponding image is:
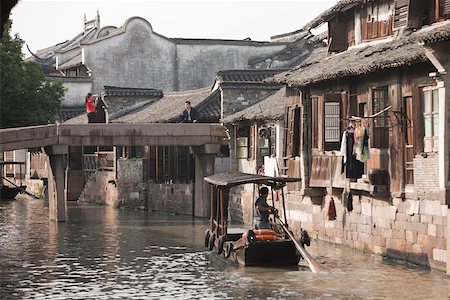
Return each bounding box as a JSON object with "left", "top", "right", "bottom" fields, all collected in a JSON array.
[{"left": 0, "top": 199, "right": 449, "bottom": 299}]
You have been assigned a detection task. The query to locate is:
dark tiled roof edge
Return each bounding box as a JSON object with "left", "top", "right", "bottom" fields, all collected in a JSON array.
[
  {"left": 171, "top": 38, "right": 285, "bottom": 46},
  {"left": 302, "top": 0, "right": 364, "bottom": 31},
  {"left": 104, "top": 86, "right": 163, "bottom": 97}
]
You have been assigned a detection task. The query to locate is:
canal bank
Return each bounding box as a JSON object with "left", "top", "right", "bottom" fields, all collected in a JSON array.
[{"left": 0, "top": 198, "right": 449, "bottom": 299}]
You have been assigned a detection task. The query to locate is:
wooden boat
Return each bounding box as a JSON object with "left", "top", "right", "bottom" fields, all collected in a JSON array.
[
  {"left": 0, "top": 161, "right": 27, "bottom": 200},
  {"left": 203, "top": 172, "right": 320, "bottom": 272}
]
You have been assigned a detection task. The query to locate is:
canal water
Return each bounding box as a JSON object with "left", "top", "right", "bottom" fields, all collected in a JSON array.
[{"left": 1, "top": 199, "right": 449, "bottom": 299}]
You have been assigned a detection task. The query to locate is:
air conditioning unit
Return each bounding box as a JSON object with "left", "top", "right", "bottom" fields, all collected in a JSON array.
[{"left": 258, "top": 127, "right": 270, "bottom": 139}]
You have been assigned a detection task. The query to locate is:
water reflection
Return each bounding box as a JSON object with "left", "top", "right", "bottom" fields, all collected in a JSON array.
[{"left": 0, "top": 199, "right": 449, "bottom": 299}]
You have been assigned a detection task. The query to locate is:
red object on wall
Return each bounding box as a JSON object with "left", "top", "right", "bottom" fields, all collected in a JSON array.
[{"left": 328, "top": 197, "right": 336, "bottom": 220}]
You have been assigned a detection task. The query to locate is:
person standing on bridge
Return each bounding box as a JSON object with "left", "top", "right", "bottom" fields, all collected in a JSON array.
[
  {"left": 85, "top": 93, "right": 97, "bottom": 123},
  {"left": 181, "top": 101, "right": 198, "bottom": 123}
]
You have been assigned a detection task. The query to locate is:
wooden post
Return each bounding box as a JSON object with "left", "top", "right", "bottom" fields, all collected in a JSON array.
[
  {"left": 210, "top": 185, "right": 214, "bottom": 232},
  {"left": 270, "top": 187, "right": 275, "bottom": 207},
  {"left": 281, "top": 186, "right": 288, "bottom": 226},
  {"left": 216, "top": 188, "right": 220, "bottom": 234},
  {"left": 220, "top": 189, "right": 224, "bottom": 236}
]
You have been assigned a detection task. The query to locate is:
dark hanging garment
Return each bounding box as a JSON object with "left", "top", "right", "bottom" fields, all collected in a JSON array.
[
  {"left": 347, "top": 192, "right": 353, "bottom": 212},
  {"left": 343, "top": 129, "right": 364, "bottom": 180},
  {"left": 328, "top": 198, "right": 336, "bottom": 220}
]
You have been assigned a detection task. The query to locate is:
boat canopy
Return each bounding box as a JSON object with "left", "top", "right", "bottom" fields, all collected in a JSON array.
[
  {"left": 0, "top": 161, "right": 25, "bottom": 165},
  {"left": 204, "top": 171, "right": 301, "bottom": 188}
]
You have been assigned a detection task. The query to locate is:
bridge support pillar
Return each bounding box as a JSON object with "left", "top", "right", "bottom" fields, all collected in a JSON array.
[
  {"left": 192, "top": 144, "right": 220, "bottom": 218},
  {"left": 45, "top": 145, "right": 68, "bottom": 222}
]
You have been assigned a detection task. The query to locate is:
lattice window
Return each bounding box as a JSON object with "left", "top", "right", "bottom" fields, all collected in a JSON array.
[
  {"left": 324, "top": 103, "right": 341, "bottom": 143},
  {"left": 372, "top": 87, "right": 390, "bottom": 149}
]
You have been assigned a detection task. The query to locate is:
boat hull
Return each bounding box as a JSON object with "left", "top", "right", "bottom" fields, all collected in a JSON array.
[
  {"left": 0, "top": 186, "right": 24, "bottom": 199},
  {"left": 228, "top": 239, "right": 301, "bottom": 267}
]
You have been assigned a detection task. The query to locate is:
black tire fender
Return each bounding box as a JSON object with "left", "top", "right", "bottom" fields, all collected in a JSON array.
[
  {"left": 224, "top": 241, "right": 233, "bottom": 258},
  {"left": 216, "top": 235, "right": 225, "bottom": 255},
  {"left": 208, "top": 232, "right": 216, "bottom": 251},
  {"left": 204, "top": 229, "right": 210, "bottom": 248}
]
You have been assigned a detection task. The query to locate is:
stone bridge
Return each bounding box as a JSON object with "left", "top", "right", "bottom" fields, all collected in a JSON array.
[{"left": 0, "top": 123, "right": 227, "bottom": 222}]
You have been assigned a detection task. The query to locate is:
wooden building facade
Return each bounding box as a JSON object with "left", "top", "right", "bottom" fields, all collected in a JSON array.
[{"left": 269, "top": 0, "right": 450, "bottom": 271}]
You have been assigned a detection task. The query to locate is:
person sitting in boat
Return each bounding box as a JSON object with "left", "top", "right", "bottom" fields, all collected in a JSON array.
[{"left": 253, "top": 187, "right": 277, "bottom": 230}]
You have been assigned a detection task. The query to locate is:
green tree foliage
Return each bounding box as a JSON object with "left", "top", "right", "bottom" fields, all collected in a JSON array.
[{"left": 0, "top": 20, "right": 65, "bottom": 128}]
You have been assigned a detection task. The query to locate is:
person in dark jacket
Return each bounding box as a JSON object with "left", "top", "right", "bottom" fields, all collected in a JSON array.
[
  {"left": 181, "top": 101, "right": 198, "bottom": 123},
  {"left": 253, "top": 187, "right": 277, "bottom": 229}
]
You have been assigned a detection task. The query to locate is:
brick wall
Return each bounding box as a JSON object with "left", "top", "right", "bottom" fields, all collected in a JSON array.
[{"left": 414, "top": 154, "right": 440, "bottom": 195}]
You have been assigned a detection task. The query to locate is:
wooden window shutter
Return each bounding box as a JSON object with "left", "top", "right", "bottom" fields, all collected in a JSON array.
[
  {"left": 328, "top": 16, "right": 348, "bottom": 53},
  {"left": 311, "top": 97, "right": 319, "bottom": 149},
  {"left": 361, "top": 8, "right": 368, "bottom": 40},
  {"left": 340, "top": 91, "right": 349, "bottom": 131},
  {"left": 412, "top": 85, "right": 424, "bottom": 154},
  {"left": 394, "top": 0, "right": 410, "bottom": 29},
  {"left": 346, "top": 15, "right": 355, "bottom": 46},
  {"left": 407, "top": 0, "right": 424, "bottom": 29},
  {"left": 248, "top": 125, "right": 255, "bottom": 159},
  {"left": 293, "top": 107, "right": 301, "bottom": 156},
  {"left": 445, "top": 0, "right": 450, "bottom": 15},
  {"left": 318, "top": 96, "right": 325, "bottom": 151},
  {"left": 287, "top": 107, "right": 295, "bottom": 156}
]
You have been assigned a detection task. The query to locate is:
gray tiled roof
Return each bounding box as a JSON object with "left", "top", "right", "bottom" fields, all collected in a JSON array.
[
  {"left": 58, "top": 54, "right": 82, "bottom": 70},
  {"left": 104, "top": 86, "right": 163, "bottom": 97},
  {"left": 113, "top": 87, "right": 217, "bottom": 123},
  {"left": 268, "top": 21, "right": 450, "bottom": 88},
  {"left": 216, "top": 69, "right": 286, "bottom": 83}
]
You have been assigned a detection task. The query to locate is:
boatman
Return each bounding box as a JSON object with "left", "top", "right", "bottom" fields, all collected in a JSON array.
[{"left": 253, "top": 187, "right": 277, "bottom": 229}]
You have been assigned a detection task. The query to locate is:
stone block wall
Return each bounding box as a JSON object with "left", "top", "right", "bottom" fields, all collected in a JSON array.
[
  {"left": 78, "top": 171, "right": 118, "bottom": 206},
  {"left": 117, "top": 182, "right": 148, "bottom": 209},
  {"left": 147, "top": 183, "right": 194, "bottom": 215},
  {"left": 283, "top": 190, "right": 448, "bottom": 271},
  {"left": 117, "top": 158, "right": 143, "bottom": 183}
]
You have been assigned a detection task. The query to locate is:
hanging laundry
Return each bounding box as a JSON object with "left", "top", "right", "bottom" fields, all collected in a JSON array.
[
  {"left": 347, "top": 192, "right": 353, "bottom": 212},
  {"left": 354, "top": 124, "right": 370, "bottom": 162},
  {"left": 328, "top": 197, "right": 336, "bottom": 220},
  {"left": 340, "top": 119, "right": 364, "bottom": 180},
  {"left": 342, "top": 190, "right": 348, "bottom": 207}
]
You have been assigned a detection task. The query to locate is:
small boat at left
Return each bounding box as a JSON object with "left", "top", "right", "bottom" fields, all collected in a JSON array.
[{"left": 0, "top": 161, "right": 27, "bottom": 200}]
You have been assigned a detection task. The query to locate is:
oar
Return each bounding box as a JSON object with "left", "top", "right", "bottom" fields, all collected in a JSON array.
[
  {"left": 275, "top": 215, "right": 321, "bottom": 273},
  {"left": 2, "top": 176, "right": 39, "bottom": 199}
]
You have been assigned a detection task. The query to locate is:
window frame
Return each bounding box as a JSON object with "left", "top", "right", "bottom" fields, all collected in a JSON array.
[
  {"left": 371, "top": 87, "right": 390, "bottom": 149},
  {"left": 311, "top": 96, "right": 319, "bottom": 149},
  {"left": 323, "top": 94, "right": 341, "bottom": 151},
  {"left": 423, "top": 86, "right": 440, "bottom": 153}
]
